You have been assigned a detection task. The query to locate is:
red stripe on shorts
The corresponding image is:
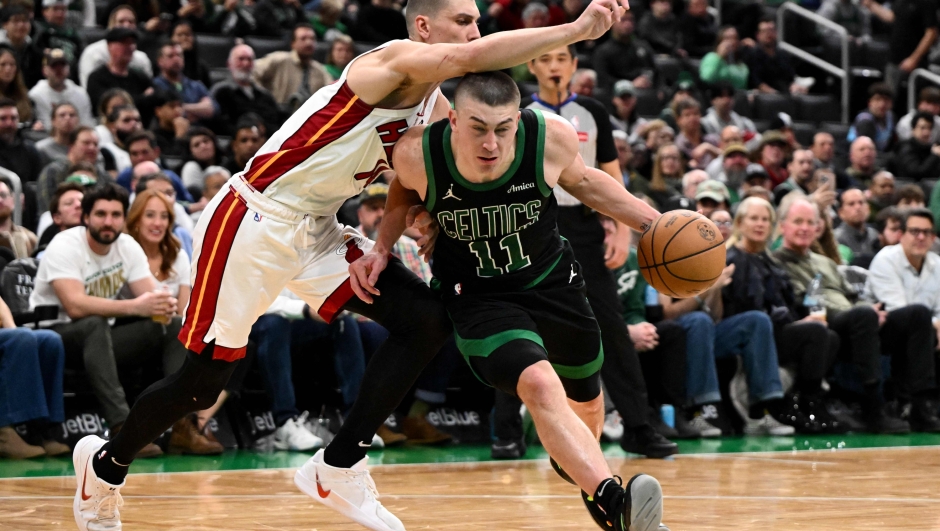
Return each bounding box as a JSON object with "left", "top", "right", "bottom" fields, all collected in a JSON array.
[
  {"left": 179, "top": 191, "right": 249, "bottom": 356},
  {"left": 317, "top": 239, "right": 365, "bottom": 323},
  {"left": 242, "top": 83, "right": 374, "bottom": 193}
]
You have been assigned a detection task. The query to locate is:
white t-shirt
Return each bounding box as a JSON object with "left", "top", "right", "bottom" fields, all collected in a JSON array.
[
  {"left": 159, "top": 249, "right": 192, "bottom": 299},
  {"left": 30, "top": 227, "right": 152, "bottom": 322}
]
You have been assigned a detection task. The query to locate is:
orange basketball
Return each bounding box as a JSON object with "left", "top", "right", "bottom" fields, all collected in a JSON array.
[{"left": 637, "top": 210, "right": 726, "bottom": 299}]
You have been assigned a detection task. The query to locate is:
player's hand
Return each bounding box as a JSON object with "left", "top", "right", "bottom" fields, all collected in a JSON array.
[
  {"left": 576, "top": 0, "right": 630, "bottom": 42},
  {"left": 407, "top": 205, "right": 439, "bottom": 263},
  {"left": 349, "top": 251, "right": 388, "bottom": 304},
  {"left": 604, "top": 222, "right": 630, "bottom": 269}
]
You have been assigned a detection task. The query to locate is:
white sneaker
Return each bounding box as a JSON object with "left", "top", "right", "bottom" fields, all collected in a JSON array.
[
  {"left": 602, "top": 410, "right": 624, "bottom": 441},
  {"left": 73, "top": 435, "right": 125, "bottom": 531},
  {"left": 688, "top": 415, "right": 722, "bottom": 438},
  {"left": 274, "top": 412, "right": 323, "bottom": 451},
  {"left": 295, "top": 449, "right": 404, "bottom": 531},
  {"left": 744, "top": 414, "right": 795, "bottom": 436},
  {"left": 371, "top": 433, "right": 384, "bottom": 449}
]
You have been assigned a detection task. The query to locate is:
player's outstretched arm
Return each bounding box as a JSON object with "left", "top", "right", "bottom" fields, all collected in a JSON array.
[
  {"left": 349, "top": 128, "right": 431, "bottom": 303},
  {"left": 546, "top": 115, "right": 659, "bottom": 232},
  {"left": 351, "top": 0, "right": 628, "bottom": 100}
]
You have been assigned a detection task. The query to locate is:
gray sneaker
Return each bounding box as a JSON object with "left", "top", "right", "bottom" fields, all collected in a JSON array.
[
  {"left": 744, "top": 414, "right": 795, "bottom": 436},
  {"left": 689, "top": 415, "right": 722, "bottom": 437}
]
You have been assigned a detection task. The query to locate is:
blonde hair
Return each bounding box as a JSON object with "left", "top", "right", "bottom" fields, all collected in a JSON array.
[
  {"left": 650, "top": 143, "right": 682, "bottom": 192},
  {"left": 727, "top": 196, "right": 775, "bottom": 249}
]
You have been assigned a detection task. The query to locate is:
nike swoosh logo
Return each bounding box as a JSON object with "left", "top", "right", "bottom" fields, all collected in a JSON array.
[
  {"left": 315, "top": 471, "right": 330, "bottom": 498},
  {"left": 80, "top": 456, "right": 93, "bottom": 501},
  {"left": 358, "top": 441, "right": 371, "bottom": 448}
]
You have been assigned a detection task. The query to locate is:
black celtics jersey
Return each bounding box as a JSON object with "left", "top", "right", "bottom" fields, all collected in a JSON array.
[{"left": 423, "top": 109, "right": 566, "bottom": 295}]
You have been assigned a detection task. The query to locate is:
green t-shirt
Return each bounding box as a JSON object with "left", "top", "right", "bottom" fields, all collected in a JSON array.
[{"left": 612, "top": 249, "right": 649, "bottom": 326}]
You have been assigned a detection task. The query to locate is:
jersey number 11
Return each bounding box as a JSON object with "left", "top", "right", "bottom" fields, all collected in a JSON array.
[{"left": 469, "top": 233, "right": 531, "bottom": 277}]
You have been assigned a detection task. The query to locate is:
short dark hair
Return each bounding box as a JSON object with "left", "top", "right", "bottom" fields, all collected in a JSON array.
[
  {"left": 875, "top": 206, "right": 903, "bottom": 234},
  {"left": 674, "top": 98, "right": 701, "bottom": 117},
  {"left": 0, "top": 97, "right": 16, "bottom": 110},
  {"left": 897, "top": 183, "right": 925, "bottom": 203},
  {"left": 919, "top": 87, "right": 940, "bottom": 105},
  {"left": 838, "top": 187, "right": 864, "bottom": 205},
  {"left": 152, "top": 89, "right": 182, "bottom": 108},
  {"left": 50, "top": 181, "right": 85, "bottom": 215},
  {"left": 454, "top": 72, "right": 521, "bottom": 108},
  {"left": 868, "top": 82, "right": 894, "bottom": 100},
  {"left": 758, "top": 15, "right": 776, "bottom": 27},
  {"left": 913, "top": 111, "right": 935, "bottom": 130},
  {"left": 81, "top": 183, "right": 129, "bottom": 218},
  {"left": 68, "top": 125, "right": 96, "bottom": 146},
  {"left": 900, "top": 207, "right": 935, "bottom": 232},
  {"left": 135, "top": 172, "right": 173, "bottom": 195},
  {"left": 0, "top": 5, "right": 29, "bottom": 23},
  {"left": 125, "top": 130, "right": 158, "bottom": 150},
  {"left": 292, "top": 23, "right": 315, "bottom": 41},
  {"left": 710, "top": 82, "right": 735, "bottom": 100},
  {"left": 67, "top": 161, "right": 98, "bottom": 175},
  {"left": 106, "top": 103, "right": 136, "bottom": 124}
]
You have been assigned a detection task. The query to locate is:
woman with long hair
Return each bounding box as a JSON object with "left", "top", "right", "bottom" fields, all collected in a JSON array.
[
  {"left": 724, "top": 196, "right": 842, "bottom": 433},
  {"left": 125, "top": 190, "right": 224, "bottom": 454},
  {"left": 647, "top": 143, "right": 684, "bottom": 209},
  {"left": 324, "top": 34, "right": 356, "bottom": 79},
  {"left": 170, "top": 20, "right": 211, "bottom": 88},
  {"left": 0, "top": 45, "right": 32, "bottom": 122},
  {"left": 180, "top": 127, "right": 228, "bottom": 192}
]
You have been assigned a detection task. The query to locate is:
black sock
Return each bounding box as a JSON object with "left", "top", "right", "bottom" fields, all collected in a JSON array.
[
  {"left": 91, "top": 442, "right": 130, "bottom": 485},
  {"left": 863, "top": 382, "right": 883, "bottom": 414},
  {"left": 592, "top": 477, "right": 625, "bottom": 524}
]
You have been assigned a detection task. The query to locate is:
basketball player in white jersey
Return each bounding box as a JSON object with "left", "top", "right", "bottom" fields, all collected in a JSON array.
[{"left": 72, "top": 1, "right": 631, "bottom": 531}]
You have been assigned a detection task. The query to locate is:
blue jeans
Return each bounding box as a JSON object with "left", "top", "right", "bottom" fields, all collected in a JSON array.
[
  {"left": 0, "top": 328, "right": 65, "bottom": 426},
  {"left": 291, "top": 314, "right": 366, "bottom": 414},
  {"left": 250, "top": 314, "right": 299, "bottom": 426},
  {"left": 677, "top": 310, "right": 784, "bottom": 406}
]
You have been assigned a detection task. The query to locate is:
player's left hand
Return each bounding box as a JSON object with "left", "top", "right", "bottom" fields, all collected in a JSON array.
[
  {"left": 349, "top": 251, "right": 388, "bottom": 304},
  {"left": 407, "top": 205, "right": 439, "bottom": 263},
  {"left": 604, "top": 222, "right": 630, "bottom": 269}
]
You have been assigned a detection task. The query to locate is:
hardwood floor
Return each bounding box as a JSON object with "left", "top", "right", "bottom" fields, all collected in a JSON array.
[{"left": 3, "top": 446, "right": 939, "bottom": 530}]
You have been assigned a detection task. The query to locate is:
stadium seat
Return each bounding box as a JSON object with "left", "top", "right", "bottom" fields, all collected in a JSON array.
[
  {"left": 440, "top": 78, "right": 460, "bottom": 101},
  {"left": 163, "top": 156, "right": 185, "bottom": 175},
  {"left": 209, "top": 67, "right": 230, "bottom": 86},
  {"left": 517, "top": 81, "right": 539, "bottom": 99},
  {"left": 733, "top": 90, "right": 752, "bottom": 118},
  {"left": 79, "top": 26, "right": 107, "bottom": 44},
  {"left": 196, "top": 34, "right": 237, "bottom": 69},
  {"left": 354, "top": 42, "right": 379, "bottom": 55},
  {"left": 245, "top": 36, "right": 290, "bottom": 59},
  {"left": 752, "top": 93, "right": 796, "bottom": 121},
  {"left": 217, "top": 136, "right": 232, "bottom": 153},
  {"left": 634, "top": 88, "right": 662, "bottom": 118},
  {"left": 791, "top": 121, "right": 817, "bottom": 147},
  {"left": 795, "top": 94, "right": 839, "bottom": 123},
  {"left": 653, "top": 56, "right": 682, "bottom": 88},
  {"left": 862, "top": 40, "right": 891, "bottom": 70},
  {"left": 576, "top": 52, "right": 593, "bottom": 70}
]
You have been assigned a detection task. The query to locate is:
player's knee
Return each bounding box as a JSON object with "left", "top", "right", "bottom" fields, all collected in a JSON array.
[{"left": 517, "top": 362, "right": 565, "bottom": 412}]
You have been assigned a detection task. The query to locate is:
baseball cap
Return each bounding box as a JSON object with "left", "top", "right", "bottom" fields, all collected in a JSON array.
[
  {"left": 106, "top": 27, "right": 139, "bottom": 42},
  {"left": 64, "top": 173, "right": 97, "bottom": 187},
  {"left": 43, "top": 48, "right": 68, "bottom": 67},
  {"left": 42, "top": 0, "right": 69, "bottom": 7},
  {"left": 759, "top": 130, "right": 788, "bottom": 148},
  {"left": 723, "top": 143, "right": 748, "bottom": 157},
  {"left": 695, "top": 180, "right": 730, "bottom": 203},
  {"left": 358, "top": 182, "right": 389, "bottom": 205},
  {"left": 745, "top": 163, "right": 770, "bottom": 182},
  {"left": 613, "top": 80, "right": 636, "bottom": 98}
]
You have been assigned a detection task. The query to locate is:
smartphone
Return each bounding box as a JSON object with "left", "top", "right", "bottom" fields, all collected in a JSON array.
[{"left": 160, "top": 12, "right": 174, "bottom": 21}]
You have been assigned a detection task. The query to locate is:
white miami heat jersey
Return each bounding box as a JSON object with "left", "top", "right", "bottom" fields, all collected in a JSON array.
[{"left": 233, "top": 41, "right": 440, "bottom": 217}]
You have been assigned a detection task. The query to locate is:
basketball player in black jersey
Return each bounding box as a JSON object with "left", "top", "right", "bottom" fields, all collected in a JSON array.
[{"left": 349, "top": 72, "right": 669, "bottom": 531}]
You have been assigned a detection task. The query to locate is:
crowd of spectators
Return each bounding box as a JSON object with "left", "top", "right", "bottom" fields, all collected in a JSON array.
[{"left": 4, "top": 0, "right": 940, "bottom": 460}]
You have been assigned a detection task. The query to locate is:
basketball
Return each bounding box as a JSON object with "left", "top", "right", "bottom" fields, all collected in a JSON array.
[{"left": 637, "top": 210, "right": 726, "bottom": 298}]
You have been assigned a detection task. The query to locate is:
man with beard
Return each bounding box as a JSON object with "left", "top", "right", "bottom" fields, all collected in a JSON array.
[
  {"left": 0, "top": 176, "right": 36, "bottom": 258},
  {"left": 867, "top": 170, "right": 895, "bottom": 221},
  {"left": 86, "top": 28, "right": 154, "bottom": 121},
  {"left": 99, "top": 105, "right": 143, "bottom": 173},
  {"left": 29, "top": 184, "right": 189, "bottom": 458},
  {"left": 37, "top": 126, "right": 114, "bottom": 212},
  {"left": 152, "top": 43, "right": 217, "bottom": 126},
  {"left": 712, "top": 142, "right": 748, "bottom": 198},
  {"left": 211, "top": 44, "right": 285, "bottom": 136}
]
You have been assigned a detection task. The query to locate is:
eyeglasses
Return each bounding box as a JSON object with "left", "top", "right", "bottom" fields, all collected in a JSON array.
[
  {"left": 906, "top": 228, "right": 934, "bottom": 238},
  {"left": 0, "top": 191, "right": 10, "bottom": 200},
  {"left": 713, "top": 221, "right": 732, "bottom": 227}
]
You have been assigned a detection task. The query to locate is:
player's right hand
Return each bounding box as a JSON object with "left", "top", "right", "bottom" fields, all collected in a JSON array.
[
  {"left": 576, "top": 0, "right": 630, "bottom": 42},
  {"left": 349, "top": 251, "right": 388, "bottom": 304},
  {"left": 407, "top": 205, "right": 439, "bottom": 263}
]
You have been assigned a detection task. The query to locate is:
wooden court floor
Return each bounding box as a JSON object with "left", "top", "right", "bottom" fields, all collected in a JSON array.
[{"left": 3, "top": 445, "right": 940, "bottom": 530}]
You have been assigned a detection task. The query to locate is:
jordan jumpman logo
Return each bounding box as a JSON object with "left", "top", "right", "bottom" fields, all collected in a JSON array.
[
  {"left": 569, "top": 265, "right": 577, "bottom": 284},
  {"left": 443, "top": 184, "right": 461, "bottom": 201}
]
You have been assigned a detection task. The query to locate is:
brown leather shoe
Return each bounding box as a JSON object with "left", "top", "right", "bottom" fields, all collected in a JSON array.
[
  {"left": 168, "top": 416, "right": 224, "bottom": 455},
  {"left": 401, "top": 416, "right": 453, "bottom": 445},
  {"left": 376, "top": 424, "right": 407, "bottom": 447},
  {"left": 41, "top": 439, "right": 72, "bottom": 457},
  {"left": 110, "top": 423, "right": 163, "bottom": 459},
  {"left": 0, "top": 426, "right": 46, "bottom": 459}
]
